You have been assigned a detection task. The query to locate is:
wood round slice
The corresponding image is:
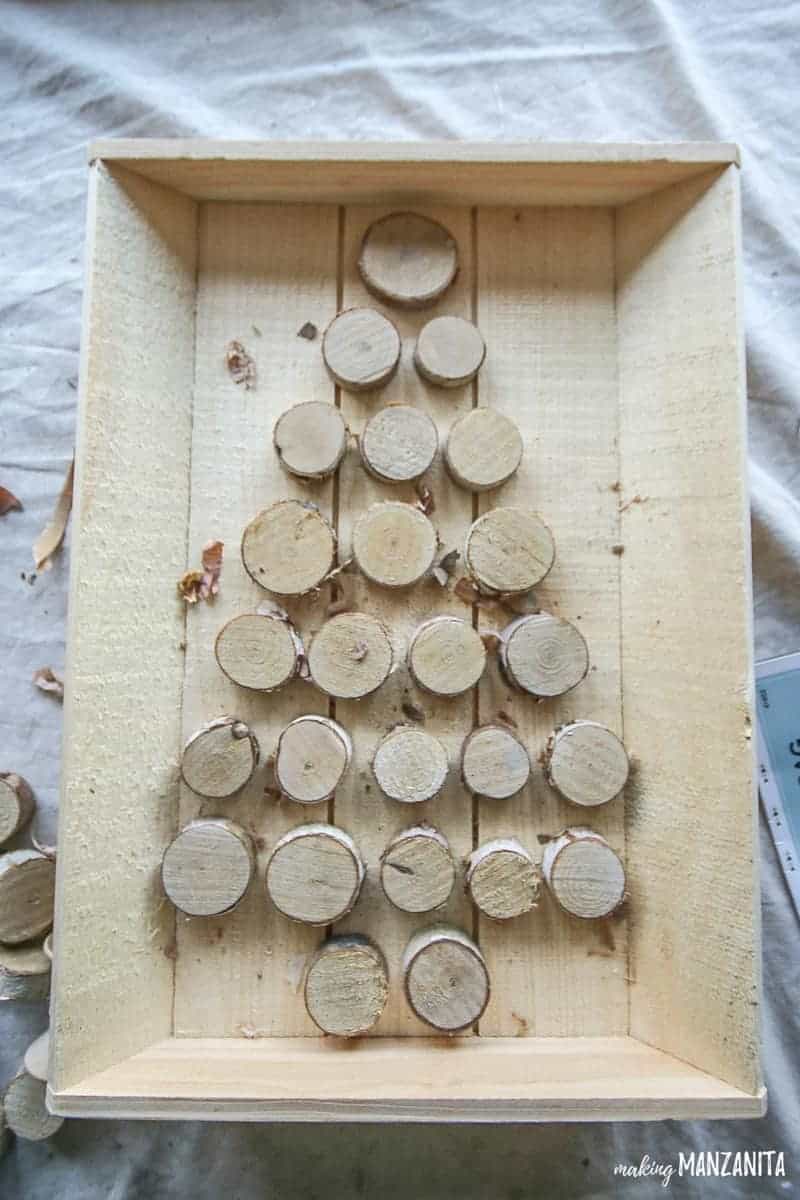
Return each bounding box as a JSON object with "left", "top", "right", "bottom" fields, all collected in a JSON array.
[
  {"left": 545, "top": 721, "right": 630, "bottom": 808},
  {"left": 0, "top": 773, "right": 34, "bottom": 846},
  {"left": 308, "top": 611, "right": 393, "bottom": 699},
  {"left": 407, "top": 616, "right": 486, "bottom": 697},
  {"left": 242, "top": 499, "right": 336, "bottom": 597},
  {"left": 265, "top": 823, "right": 365, "bottom": 926},
  {"left": 0, "top": 942, "right": 50, "bottom": 1002},
  {"left": 542, "top": 828, "right": 626, "bottom": 919},
  {"left": 466, "top": 838, "right": 539, "bottom": 921},
  {"left": 500, "top": 614, "right": 589, "bottom": 699},
  {"left": 381, "top": 825, "right": 455, "bottom": 913},
  {"left": 24, "top": 1030, "right": 50, "bottom": 1083},
  {"left": 465, "top": 507, "right": 555, "bottom": 595},
  {"left": 275, "top": 716, "right": 352, "bottom": 806},
  {"left": 444, "top": 409, "right": 523, "bottom": 492},
  {"left": 372, "top": 726, "right": 449, "bottom": 805},
  {"left": 304, "top": 935, "right": 388, "bottom": 1036},
  {"left": 215, "top": 611, "right": 301, "bottom": 693},
  {"left": 461, "top": 725, "right": 530, "bottom": 800},
  {"left": 161, "top": 819, "right": 255, "bottom": 918},
  {"left": 322, "top": 307, "right": 401, "bottom": 391},
  {"left": 414, "top": 316, "right": 486, "bottom": 388},
  {"left": 403, "top": 925, "right": 490, "bottom": 1032},
  {"left": 181, "top": 716, "right": 259, "bottom": 799},
  {"left": 3, "top": 1071, "right": 63, "bottom": 1141},
  {"left": 352, "top": 502, "right": 438, "bottom": 589},
  {"left": 358, "top": 212, "right": 458, "bottom": 308},
  {"left": 273, "top": 401, "right": 347, "bottom": 480},
  {"left": 0, "top": 850, "right": 55, "bottom": 945},
  {"left": 360, "top": 405, "right": 438, "bottom": 483}
]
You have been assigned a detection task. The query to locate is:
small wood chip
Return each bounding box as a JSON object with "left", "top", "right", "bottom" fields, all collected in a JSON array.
[
  {"left": 0, "top": 487, "right": 22, "bottom": 515},
  {"left": 33, "top": 457, "right": 74, "bottom": 571},
  {"left": 225, "top": 340, "right": 256, "bottom": 388},
  {"left": 179, "top": 540, "right": 224, "bottom": 603},
  {"left": 298, "top": 322, "right": 318, "bottom": 340},
  {"left": 32, "top": 667, "right": 64, "bottom": 700}
]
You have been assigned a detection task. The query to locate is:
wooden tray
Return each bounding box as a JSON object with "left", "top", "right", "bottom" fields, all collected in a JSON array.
[{"left": 49, "top": 141, "right": 763, "bottom": 1122}]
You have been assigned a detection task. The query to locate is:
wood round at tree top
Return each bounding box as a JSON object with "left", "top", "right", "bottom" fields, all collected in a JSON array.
[
  {"left": 24, "top": 1030, "right": 50, "bottom": 1083},
  {"left": 466, "top": 837, "right": 539, "bottom": 921},
  {"left": 414, "top": 316, "right": 486, "bottom": 388},
  {"left": 0, "top": 773, "right": 34, "bottom": 846},
  {"left": 0, "top": 850, "right": 55, "bottom": 945},
  {"left": 360, "top": 405, "right": 439, "bottom": 483},
  {"left": 275, "top": 716, "right": 352, "bottom": 806},
  {"left": 444, "top": 408, "right": 523, "bottom": 492},
  {"left": 352, "top": 501, "right": 438, "bottom": 589},
  {"left": 181, "top": 716, "right": 259, "bottom": 799},
  {"left": 241, "top": 499, "right": 336, "bottom": 596},
  {"left": 545, "top": 721, "right": 630, "bottom": 808},
  {"left": 0, "top": 942, "right": 51, "bottom": 1003},
  {"left": 273, "top": 401, "right": 348, "bottom": 480},
  {"left": 3, "top": 1071, "right": 63, "bottom": 1141},
  {"left": 372, "top": 726, "right": 449, "bottom": 804},
  {"left": 265, "top": 823, "right": 365, "bottom": 926},
  {"left": 500, "top": 613, "right": 589, "bottom": 698},
  {"left": 304, "top": 935, "right": 388, "bottom": 1036},
  {"left": 461, "top": 725, "right": 531, "bottom": 800},
  {"left": 161, "top": 819, "right": 255, "bottom": 918},
  {"left": 308, "top": 611, "right": 394, "bottom": 699},
  {"left": 322, "top": 307, "right": 401, "bottom": 391},
  {"left": 403, "top": 925, "right": 490, "bottom": 1032},
  {"left": 542, "top": 828, "right": 626, "bottom": 919},
  {"left": 465, "top": 507, "right": 555, "bottom": 595},
  {"left": 214, "top": 612, "right": 300, "bottom": 693},
  {"left": 358, "top": 212, "right": 459, "bottom": 309},
  {"left": 407, "top": 616, "right": 487, "bottom": 697},
  {"left": 381, "top": 825, "right": 456, "bottom": 913}
]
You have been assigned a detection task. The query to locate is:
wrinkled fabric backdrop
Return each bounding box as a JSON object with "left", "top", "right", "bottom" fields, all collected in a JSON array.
[{"left": 1, "top": 2, "right": 799, "bottom": 1197}]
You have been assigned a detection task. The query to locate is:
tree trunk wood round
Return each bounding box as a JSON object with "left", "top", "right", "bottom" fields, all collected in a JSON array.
[
  {"left": 322, "top": 307, "right": 401, "bottom": 391},
  {"left": 214, "top": 611, "right": 302, "bottom": 693},
  {"left": 0, "top": 850, "right": 55, "bottom": 945},
  {"left": 273, "top": 401, "right": 348, "bottom": 480},
  {"left": 161, "top": 819, "right": 255, "bottom": 918},
  {"left": 352, "top": 501, "right": 438, "bottom": 589},
  {"left": 0, "top": 942, "right": 50, "bottom": 1002},
  {"left": 372, "top": 726, "right": 449, "bottom": 805},
  {"left": 360, "top": 405, "right": 438, "bottom": 483},
  {"left": 358, "top": 212, "right": 458, "bottom": 309},
  {"left": 180, "top": 716, "right": 260, "bottom": 799},
  {"left": 444, "top": 408, "right": 523, "bottom": 492},
  {"left": 0, "top": 773, "right": 34, "bottom": 847},
  {"left": 541, "top": 828, "right": 626, "bottom": 919},
  {"left": 304, "top": 934, "right": 388, "bottom": 1036},
  {"left": 3, "top": 1071, "right": 63, "bottom": 1141},
  {"left": 461, "top": 725, "right": 531, "bottom": 800},
  {"left": 500, "top": 614, "right": 589, "bottom": 698},
  {"left": 275, "top": 716, "right": 353, "bottom": 806},
  {"left": 465, "top": 507, "right": 555, "bottom": 595},
  {"left": 24, "top": 1030, "right": 50, "bottom": 1083},
  {"left": 466, "top": 837, "right": 539, "bottom": 920},
  {"left": 407, "top": 616, "right": 487, "bottom": 697},
  {"left": 403, "top": 925, "right": 490, "bottom": 1032},
  {"left": 265, "top": 823, "right": 365, "bottom": 926},
  {"left": 545, "top": 721, "right": 630, "bottom": 808},
  {"left": 308, "top": 611, "right": 393, "bottom": 699},
  {"left": 414, "top": 316, "right": 486, "bottom": 388},
  {"left": 380, "top": 825, "right": 456, "bottom": 913},
  {"left": 241, "top": 499, "right": 336, "bottom": 597}
]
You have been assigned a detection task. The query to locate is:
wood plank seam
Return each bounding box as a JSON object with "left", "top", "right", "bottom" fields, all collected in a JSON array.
[{"left": 469, "top": 205, "right": 481, "bottom": 1024}]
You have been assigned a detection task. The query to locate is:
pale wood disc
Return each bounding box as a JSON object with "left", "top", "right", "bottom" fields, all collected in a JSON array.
[
  {"left": 466, "top": 838, "right": 539, "bottom": 920},
  {"left": 24, "top": 1030, "right": 50, "bottom": 1083},
  {"left": 322, "top": 307, "right": 401, "bottom": 391},
  {"left": 444, "top": 408, "right": 523, "bottom": 492},
  {"left": 372, "top": 726, "right": 449, "bottom": 804},
  {"left": 465, "top": 507, "right": 555, "bottom": 595},
  {"left": 403, "top": 926, "right": 490, "bottom": 1032},
  {"left": 181, "top": 717, "right": 259, "bottom": 799},
  {"left": 501, "top": 613, "right": 589, "bottom": 698},
  {"left": 273, "top": 401, "right": 348, "bottom": 480},
  {"left": 3, "top": 1071, "right": 63, "bottom": 1141},
  {"left": 542, "top": 829, "right": 626, "bottom": 919},
  {"left": 407, "top": 616, "right": 487, "bottom": 697},
  {"left": 360, "top": 405, "right": 438, "bottom": 483},
  {"left": 304, "top": 935, "right": 388, "bottom": 1036},
  {"left": 308, "top": 612, "right": 393, "bottom": 699},
  {"left": 0, "top": 942, "right": 50, "bottom": 1002},
  {"left": 414, "top": 315, "right": 486, "bottom": 388},
  {"left": 275, "top": 716, "right": 352, "bottom": 805},
  {"left": 0, "top": 773, "right": 34, "bottom": 846},
  {"left": 546, "top": 721, "right": 630, "bottom": 808},
  {"left": 461, "top": 725, "right": 531, "bottom": 800},
  {"left": 381, "top": 825, "right": 456, "bottom": 913},
  {"left": 265, "top": 824, "right": 364, "bottom": 925},
  {"left": 161, "top": 819, "right": 255, "bottom": 918},
  {"left": 358, "top": 212, "right": 459, "bottom": 309},
  {"left": 242, "top": 500, "right": 336, "bottom": 597},
  {"left": 215, "top": 613, "right": 299, "bottom": 693},
  {"left": 352, "top": 501, "right": 438, "bottom": 588},
  {"left": 0, "top": 850, "right": 55, "bottom": 945}
]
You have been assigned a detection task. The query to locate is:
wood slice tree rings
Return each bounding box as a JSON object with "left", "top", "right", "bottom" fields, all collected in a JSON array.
[
  {"left": 0, "top": 850, "right": 55, "bottom": 945},
  {"left": 0, "top": 942, "right": 50, "bottom": 1002},
  {"left": 242, "top": 499, "right": 336, "bottom": 596},
  {"left": 161, "top": 819, "right": 255, "bottom": 918},
  {"left": 407, "top": 616, "right": 487, "bottom": 697},
  {"left": 360, "top": 405, "right": 438, "bottom": 483},
  {"left": 304, "top": 934, "right": 388, "bottom": 1036},
  {"left": 461, "top": 725, "right": 531, "bottom": 800},
  {"left": 544, "top": 721, "right": 630, "bottom": 808},
  {"left": 352, "top": 501, "right": 438, "bottom": 589},
  {"left": 380, "top": 825, "right": 456, "bottom": 913},
  {"left": 275, "top": 716, "right": 353, "bottom": 806},
  {"left": 402, "top": 925, "right": 490, "bottom": 1032},
  {"left": 444, "top": 409, "right": 523, "bottom": 492},
  {"left": 372, "top": 726, "right": 449, "bottom": 805},
  {"left": 500, "top": 614, "right": 589, "bottom": 699},
  {"left": 181, "top": 716, "right": 259, "bottom": 799},
  {"left": 3, "top": 1071, "right": 63, "bottom": 1141},
  {"left": 265, "top": 823, "right": 365, "bottom": 926},
  {"left": 414, "top": 316, "right": 486, "bottom": 388},
  {"left": 466, "top": 838, "right": 539, "bottom": 920},
  {"left": 358, "top": 212, "right": 458, "bottom": 309},
  {"left": 541, "top": 828, "right": 626, "bottom": 919},
  {"left": 215, "top": 611, "right": 301, "bottom": 693},
  {"left": 465, "top": 507, "right": 555, "bottom": 595},
  {"left": 273, "top": 401, "right": 347, "bottom": 480},
  {"left": 24, "top": 1030, "right": 50, "bottom": 1082},
  {"left": 308, "top": 612, "right": 393, "bottom": 699},
  {"left": 322, "top": 307, "right": 401, "bottom": 391},
  {"left": 0, "top": 773, "right": 34, "bottom": 846}
]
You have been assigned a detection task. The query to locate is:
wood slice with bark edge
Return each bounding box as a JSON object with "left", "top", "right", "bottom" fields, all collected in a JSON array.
[
  {"left": 241, "top": 499, "right": 337, "bottom": 597},
  {"left": 466, "top": 837, "right": 540, "bottom": 921},
  {"left": 307, "top": 611, "right": 393, "bottom": 699},
  {"left": 499, "top": 613, "right": 589, "bottom": 699},
  {"left": 380, "top": 825, "right": 456, "bottom": 914},
  {"left": 0, "top": 942, "right": 50, "bottom": 1002},
  {"left": 180, "top": 716, "right": 259, "bottom": 800},
  {"left": 3, "top": 1071, "right": 63, "bottom": 1141},
  {"left": 402, "top": 925, "right": 490, "bottom": 1033},
  {"left": 358, "top": 212, "right": 459, "bottom": 309},
  {"left": 541, "top": 828, "right": 626, "bottom": 920},
  {"left": 444, "top": 408, "right": 523, "bottom": 493},
  {"left": 161, "top": 819, "right": 255, "bottom": 918},
  {"left": 465, "top": 507, "right": 555, "bottom": 596},
  {"left": 407, "top": 616, "right": 487, "bottom": 697},
  {"left": 304, "top": 934, "right": 388, "bottom": 1036},
  {"left": 273, "top": 401, "right": 348, "bottom": 480},
  {"left": 544, "top": 720, "right": 630, "bottom": 808},
  {"left": 0, "top": 773, "right": 34, "bottom": 846},
  {"left": 24, "top": 1030, "right": 49, "bottom": 1082},
  {"left": 214, "top": 611, "right": 301, "bottom": 693},
  {"left": 275, "top": 716, "right": 353, "bottom": 806},
  {"left": 0, "top": 850, "right": 55, "bottom": 945},
  {"left": 461, "top": 724, "right": 531, "bottom": 800},
  {"left": 322, "top": 307, "right": 401, "bottom": 391},
  {"left": 351, "top": 501, "right": 438, "bottom": 589},
  {"left": 265, "top": 823, "right": 365, "bottom": 926},
  {"left": 371, "top": 726, "right": 449, "bottom": 805},
  {"left": 360, "top": 405, "right": 438, "bottom": 483},
  {"left": 414, "top": 315, "right": 486, "bottom": 388}
]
